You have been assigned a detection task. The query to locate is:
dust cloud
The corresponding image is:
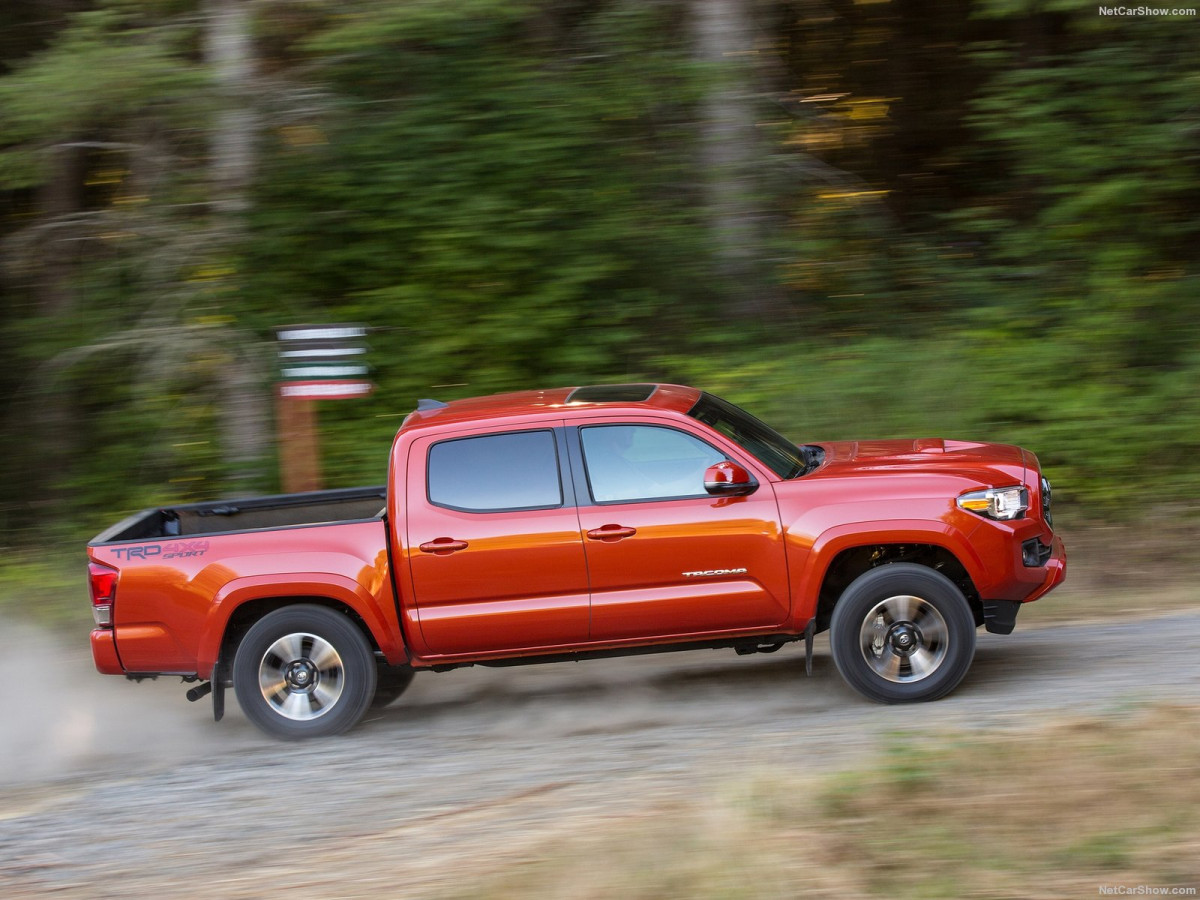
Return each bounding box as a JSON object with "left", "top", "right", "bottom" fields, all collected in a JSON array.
[{"left": 2, "top": 623, "right": 264, "bottom": 784}]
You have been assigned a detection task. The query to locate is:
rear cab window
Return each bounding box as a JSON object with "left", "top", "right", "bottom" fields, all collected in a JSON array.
[{"left": 427, "top": 430, "right": 562, "bottom": 512}]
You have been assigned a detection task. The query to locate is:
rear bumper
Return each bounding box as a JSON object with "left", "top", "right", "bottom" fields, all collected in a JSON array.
[{"left": 91, "top": 628, "right": 123, "bottom": 674}]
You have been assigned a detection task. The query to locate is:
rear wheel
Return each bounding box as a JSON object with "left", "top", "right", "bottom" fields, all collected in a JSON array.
[
  {"left": 233, "top": 605, "right": 376, "bottom": 739},
  {"left": 830, "top": 563, "right": 976, "bottom": 703}
]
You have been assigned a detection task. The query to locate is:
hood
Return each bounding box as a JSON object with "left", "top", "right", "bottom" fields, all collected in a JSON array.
[{"left": 813, "top": 438, "right": 1028, "bottom": 484}]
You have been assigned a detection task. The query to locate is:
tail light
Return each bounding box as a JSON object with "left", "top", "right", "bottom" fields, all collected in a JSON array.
[{"left": 89, "top": 561, "right": 118, "bottom": 627}]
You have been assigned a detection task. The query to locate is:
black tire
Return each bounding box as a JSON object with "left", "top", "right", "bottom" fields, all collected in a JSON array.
[
  {"left": 830, "top": 563, "right": 976, "bottom": 704},
  {"left": 233, "top": 605, "right": 377, "bottom": 739},
  {"left": 370, "top": 664, "right": 416, "bottom": 709}
]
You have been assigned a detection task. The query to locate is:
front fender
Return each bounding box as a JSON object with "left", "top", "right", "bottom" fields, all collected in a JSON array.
[{"left": 792, "top": 518, "right": 987, "bottom": 624}]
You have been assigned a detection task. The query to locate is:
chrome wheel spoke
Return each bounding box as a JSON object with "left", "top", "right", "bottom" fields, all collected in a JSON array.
[
  {"left": 280, "top": 689, "right": 312, "bottom": 720},
  {"left": 915, "top": 609, "right": 947, "bottom": 647},
  {"left": 311, "top": 680, "right": 341, "bottom": 709},
  {"left": 878, "top": 646, "right": 902, "bottom": 681},
  {"left": 308, "top": 639, "right": 340, "bottom": 673},
  {"left": 908, "top": 646, "right": 937, "bottom": 680},
  {"left": 272, "top": 632, "right": 305, "bottom": 665},
  {"left": 260, "top": 674, "right": 288, "bottom": 699},
  {"left": 889, "top": 594, "right": 918, "bottom": 624}
]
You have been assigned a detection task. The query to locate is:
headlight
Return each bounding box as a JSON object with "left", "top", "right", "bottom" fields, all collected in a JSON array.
[{"left": 957, "top": 486, "right": 1029, "bottom": 521}]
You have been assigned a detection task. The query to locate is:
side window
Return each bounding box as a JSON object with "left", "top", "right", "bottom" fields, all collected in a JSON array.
[
  {"left": 580, "top": 425, "right": 726, "bottom": 503},
  {"left": 428, "top": 430, "right": 562, "bottom": 512}
]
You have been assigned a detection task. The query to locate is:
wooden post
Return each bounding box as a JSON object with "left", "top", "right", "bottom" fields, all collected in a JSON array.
[
  {"left": 275, "top": 323, "right": 371, "bottom": 492},
  {"left": 277, "top": 389, "right": 321, "bottom": 493}
]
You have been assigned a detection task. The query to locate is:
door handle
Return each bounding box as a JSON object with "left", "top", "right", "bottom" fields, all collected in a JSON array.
[
  {"left": 419, "top": 538, "right": 469, "bottom": 555},
  {"left": 586, "top": 525, "right": 637, "bottom": 542}
]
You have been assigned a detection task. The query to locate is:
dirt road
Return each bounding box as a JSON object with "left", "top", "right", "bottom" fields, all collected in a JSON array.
[{"left": 2, "top": 610, "right": 1198, "bottom": 898}]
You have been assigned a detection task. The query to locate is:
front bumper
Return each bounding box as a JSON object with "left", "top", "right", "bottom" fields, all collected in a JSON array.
[
  {"left": 1023, "top": 533, "right": 1067, "bottom": 604},
  {"left": 980, "top": 533, "right": 1065, "bottom": 634}
]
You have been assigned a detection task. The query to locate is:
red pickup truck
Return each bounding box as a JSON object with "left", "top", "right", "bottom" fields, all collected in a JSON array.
[{"left": 88, "top": 383, "right": 1065, "bottom": 738}]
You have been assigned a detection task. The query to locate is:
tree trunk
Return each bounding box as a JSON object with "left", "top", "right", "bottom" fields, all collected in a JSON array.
[
  {"left": 205, "top": 0, "right": 256, "bottom": 215},
  {"left": 217, "top": 343, "right": 270, "bottom": 490},
  {"left": 27, "top": 144, "right": 87, "bottom": 511},
  {"left": 204, "top": 0, "right": 267, "bottom": 488},
  {"left": 692, "top": 0, "right": 774, "bottom": 318}
]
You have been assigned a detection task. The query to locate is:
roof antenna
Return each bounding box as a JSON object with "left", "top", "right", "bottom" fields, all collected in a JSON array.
[{"left": 417, "top": 398, "right": 448, "bottom": 411}]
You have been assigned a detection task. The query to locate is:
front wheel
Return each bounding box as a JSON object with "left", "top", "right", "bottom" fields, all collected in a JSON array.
[
  {"left": 830, "top": 563, "right": 976, "bottom": 703},
  {"left": 233, "top": 605, "right": 377, "bottom": 739}
]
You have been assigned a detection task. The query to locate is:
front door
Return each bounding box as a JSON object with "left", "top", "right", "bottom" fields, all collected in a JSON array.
[
  {"left": 570, "top": 419, "right": 790, "bottom": 642},
  {"left": 406, "top": 426, "right": 589, "bottom": 655}
]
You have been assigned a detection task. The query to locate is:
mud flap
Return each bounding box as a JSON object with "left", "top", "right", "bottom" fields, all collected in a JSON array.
[
  {"left": 212, "top": 658, "right": 227, "bottom": 722},
  {"left": 804, "top": 619, "right": 815, "bottom": 676}
]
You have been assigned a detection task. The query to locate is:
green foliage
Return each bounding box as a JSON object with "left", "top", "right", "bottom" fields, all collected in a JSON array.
[
  {"left": 0, "top": 552, "right": 91, "bottom": 632},
  {"left": 668, "top": 330, "right": 1200, "bottom": 510},
  {"left": 242, "top": 0, "right": 713, "bottom": 477},
  {"left": 0, "top": 0, "right": 1198, "bottom": 541},
  {"left": 957, "top": 10, "right": 1199, "bottom": 328},
  {"left": 0, "top": 4, "right": 204, "bottom": 188}
]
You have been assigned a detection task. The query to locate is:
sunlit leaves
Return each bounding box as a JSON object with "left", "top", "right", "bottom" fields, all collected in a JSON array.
[{"left": 0, "top": 5, "right": 204, "bottom": 165}]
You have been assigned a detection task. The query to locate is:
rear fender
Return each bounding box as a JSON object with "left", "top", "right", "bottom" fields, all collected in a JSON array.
[{"left": 196, "top": 573, "right": 407, "bottom": 678}]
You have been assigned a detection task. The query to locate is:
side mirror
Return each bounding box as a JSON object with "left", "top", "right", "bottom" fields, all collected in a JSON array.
[{"left": 704, "top": 461, "right": 757, "bottom": 497}]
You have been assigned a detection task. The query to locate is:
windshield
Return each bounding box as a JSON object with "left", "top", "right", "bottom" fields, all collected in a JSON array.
[{"left": 687, "top": 393, "right": 809, "bottom": 479}]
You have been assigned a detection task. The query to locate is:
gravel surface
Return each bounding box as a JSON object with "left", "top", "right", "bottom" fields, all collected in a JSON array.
[{"left": 2, "top": 611, "right": 1199, "bottom": 898}]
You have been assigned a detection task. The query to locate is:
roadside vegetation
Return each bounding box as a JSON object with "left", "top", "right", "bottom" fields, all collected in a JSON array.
[
  {"left": 435, "top": 704, "right": 1200, "bottom": 899},
  {"left": 1, "top": 1, "right": 1198, "bottom": 544},
  {"left": 0, "top": 554, "right": 87, "bottom": 633}
]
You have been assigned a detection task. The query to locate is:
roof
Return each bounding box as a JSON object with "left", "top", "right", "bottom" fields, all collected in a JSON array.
[{"left": 399, "top": 383, "right": 702, "bottom": 432}]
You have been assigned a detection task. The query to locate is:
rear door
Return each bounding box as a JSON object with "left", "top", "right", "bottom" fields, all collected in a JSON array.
[
  {"left": 405, "top": 425, "right": 590, "bottom": 655},
  {"left": 569, "top": 418, "right": 790, "bottom": 641}
]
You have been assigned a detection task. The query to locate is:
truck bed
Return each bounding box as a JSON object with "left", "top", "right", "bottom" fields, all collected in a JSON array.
[{"left": 89, "top": 486, "right": 387, "bottom": 544}]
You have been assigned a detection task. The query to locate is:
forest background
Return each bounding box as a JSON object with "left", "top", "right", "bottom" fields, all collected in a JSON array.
[{"left": 1, "top": 0, "right": 1197, "bottom": 561}]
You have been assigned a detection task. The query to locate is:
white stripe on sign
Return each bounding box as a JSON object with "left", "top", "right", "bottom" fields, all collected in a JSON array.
[
  {"left": 283, "top": 366, "right": 369, "bottom": 378},
  {"left": 277, "top": 326, "right": 367, "bottom": 342}
]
